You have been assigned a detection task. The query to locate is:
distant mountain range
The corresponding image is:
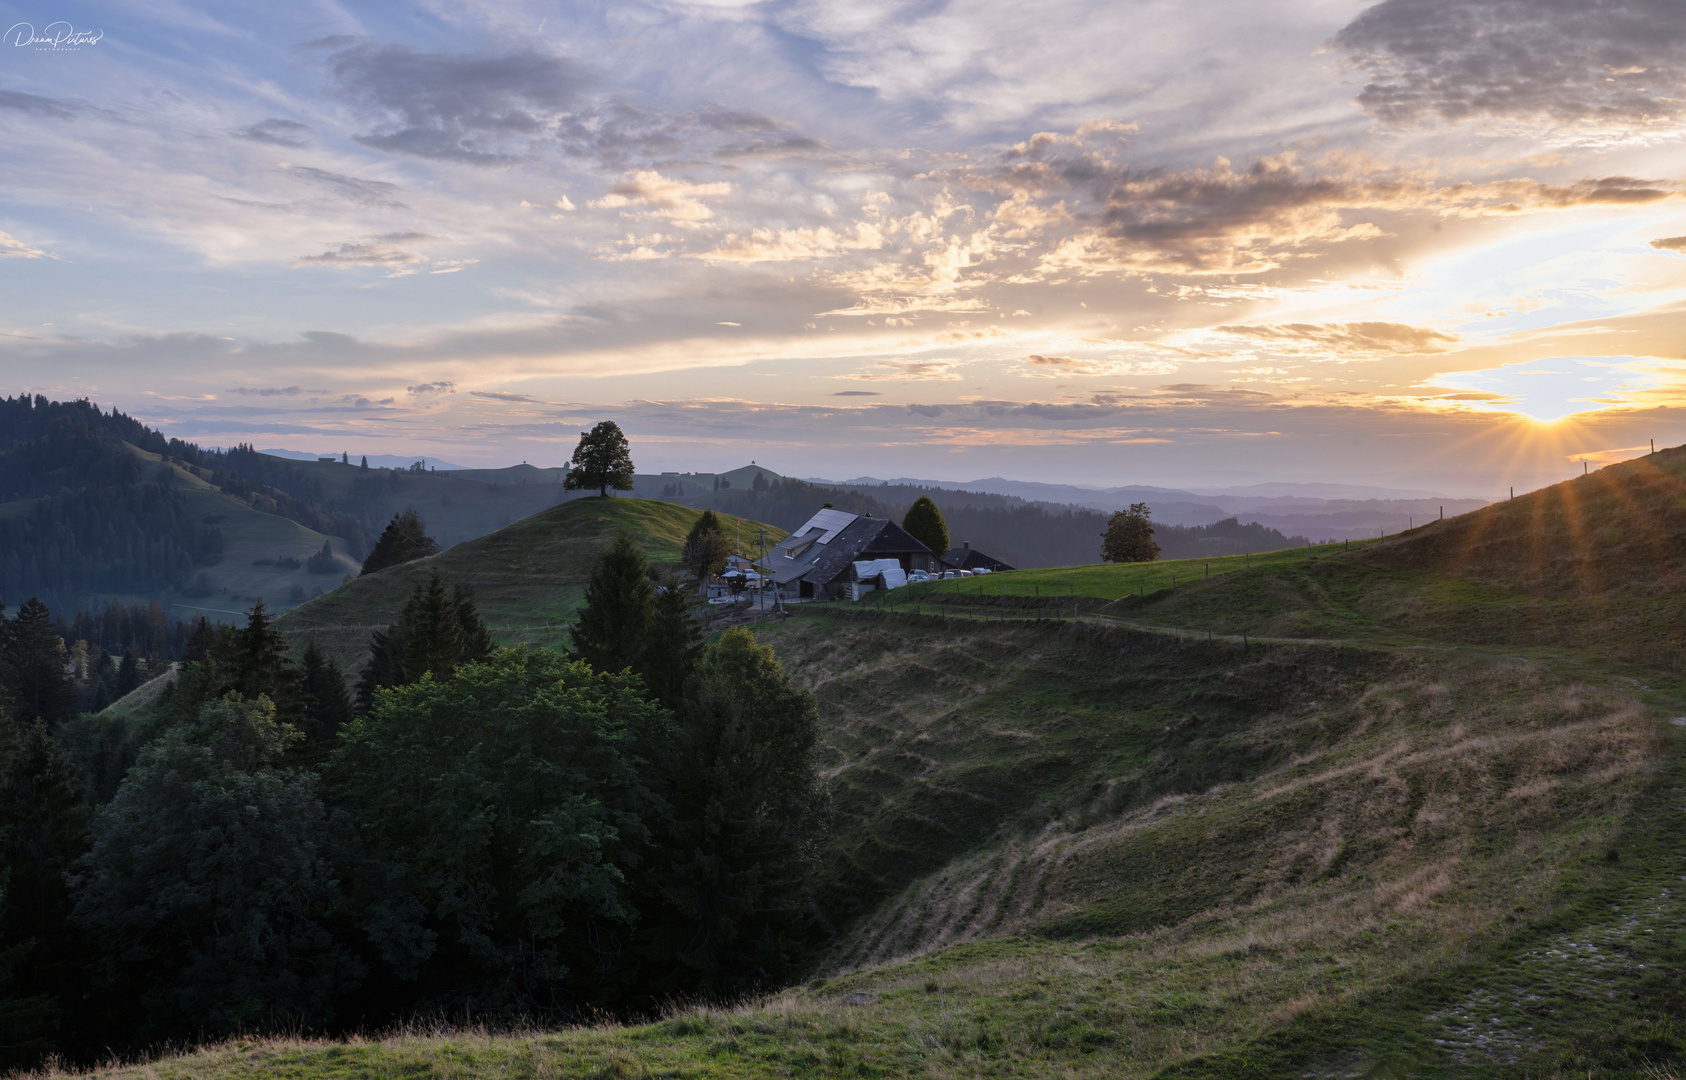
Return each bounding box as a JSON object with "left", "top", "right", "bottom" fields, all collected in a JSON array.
[
  {"left": 261, "top": 448, "right": 475, "bottom": 471},
  {"left": 809, "top": 474, "right": 1488, "bottom": 541}
]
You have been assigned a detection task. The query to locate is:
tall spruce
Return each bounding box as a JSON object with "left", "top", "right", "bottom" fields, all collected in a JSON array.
[
  {"left": 656, "top": 628, "right": 826, "bottom": 991},
  {"left": 298, "top": 641, "right": 352, "bottom": 751},
  {"left": 355, "top": 570, "right": 493, "bottom": 713},
  {"left": 0, "top": 600, "right": 75, "bottom": 723},
  {"left": 641, "top": 579, "right": 704, "bottom": 713},
  {"left": 0, "top": 714, "right": 89, "bottom": 1069},
  {"left": 570, "top": 532, "right": 654, "bottom": 675},
  {"left": 359, "top": 509, "right": 439, "bottom": 577},
  {"left": 563, "top": 421, "right": 635, "bottom": 498},
  {"left": 900, "top": 495, "right": 949, "bottom": 557},
  {"left": 224, "top": 601, "right": 303, "bottom": 720}
]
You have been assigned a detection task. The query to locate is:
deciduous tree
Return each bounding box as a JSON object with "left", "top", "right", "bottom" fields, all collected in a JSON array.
[
  {"left": 329, "top": 650, "right": 660, "bottom": 1012},
  {"left": 901, "top": 495, "right": 950, "bottom": 557},
  {"left": 72, "top": 696, "right": 356, "bottom": 1039},
  {"left": 1102, "top": 502, "right": 1161, "bottom": 563},
  {"left": 563, "top": 421, "right": 635, "bottom": 498}
]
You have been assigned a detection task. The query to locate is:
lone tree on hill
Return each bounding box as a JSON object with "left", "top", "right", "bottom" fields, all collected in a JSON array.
[
  {"left": 1102, "top": 502, "right": 1161, "bottom": 563},
  {"left": 361, "top": 509, "right": 439, "bottom": 576},
  {"left": 901, "top": 495, "right": 950, "bottom": 556},
  {"left": 565, "top": 421, "right": 635, "bottom": 498}
]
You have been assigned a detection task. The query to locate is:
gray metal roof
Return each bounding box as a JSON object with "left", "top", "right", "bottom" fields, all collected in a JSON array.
[{"left": 759, "top": 511, "right": 932, "bottom": 586}]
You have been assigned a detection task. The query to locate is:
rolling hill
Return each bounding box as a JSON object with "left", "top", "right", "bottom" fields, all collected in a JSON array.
[
  {"left": 274, "top": 497, "right": 785, "bottom": 672},
  {"left": 70, "top": 449, "right": 1686, "bottom": 1077}
]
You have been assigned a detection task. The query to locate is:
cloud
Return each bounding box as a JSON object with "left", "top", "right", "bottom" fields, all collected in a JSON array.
[
  {"left": 408, "top": 381, "right": 457, "bottom": 395},
  {"left": 989, "top": 148, "right": 1683, "bottom": 278},
  {"left": 293, "top": 232, "right": 436, "bottom": 269},
  {"left": 327, "top": 43, "right": 591, "bottom": 164},
  {"left": 1214, "top": 321, "right": 1460, "bottom": 356},
  {"left": 238, "top": 118, "right": 311, "bottom": 147},
  {"left": 592, "top": 170, "right": 732, "bottom": 222},
  {"left": 0, "top": 231, "right": 49, "bottom": 259},
  {"left": 1650, "top": 236, "right": 1686, "bottom": 253},
  {"left": 846, "top": 357, "right": 967, "bottom": 381},
  {"left": 833, "top": 390, "right": 881, "bottom": 396},
  {"left": 471, "top": 390, "right": 543, "bottom": 403},
  {"left": 228, "top": 386, "right": 303, "bottom": 396},
  {"left": 279, "top": 164, "right": 406, "bottom": 208},
  {"left": 701, "top": 223, "right": 884, "bottom": 262},
  {"left": 1019, "top": 354, "right": 1182, "bottom": 377},
  {"left": 907, "top": 403, "right": 945, "bottom": 417},
  {"left": 0, "top": 90, "right": 78, "bottom": 119},
  {"left": 1332, "top": 0, "right": 1686, "bottom": 131}
]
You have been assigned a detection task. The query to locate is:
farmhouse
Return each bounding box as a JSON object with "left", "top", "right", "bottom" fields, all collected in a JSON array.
[
  {"left": 940, "top": 541, "right": 1015, "bottom": 573},
  {"left": 759, "top": 507, "right": 936, "bottom": 601}
]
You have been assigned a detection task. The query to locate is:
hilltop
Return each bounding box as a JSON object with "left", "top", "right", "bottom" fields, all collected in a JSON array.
[{"left": 275, "top": 497, "right": 784, "bottom": 671}]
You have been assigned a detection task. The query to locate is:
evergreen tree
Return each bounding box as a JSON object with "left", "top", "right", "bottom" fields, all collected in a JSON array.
[
  {"left": 225, "top": 601, "right": 303, "bottom": 719},
  {"left": 115, "top": 652, "right": 141, "bottom": 698},
  {"left": 0, "top": 600, "right": 75, "bottom": 723},
  {"left": 306, "top": 541, "right": 336, "bottom": 574},
  {"left": 571, "top": 532, "right": 654, "bottom": 675},
  {"left": 0, "top": 714, "right": 89, "bottom": 1069},
  {"left": 359, "top": 509, "right": 439, "bottom": 577},
  {"left": 359, "top": 456, "right": 368, "bottom": 469},
  {"left": 298, "top": 641, "right": 352, "bottom": 751},
  {"left": 1102, "top": 502, "right": 1161, "bottom": 563},
  {"left": 563, "top": 421, "right": 635, "bottom": 498},
  {"left": 901, "top": 495, "right": 949, "bottom": 557},
  {"left": 656, "top": 629, "right": 826, "bottom": 991},
  {"left": 355, "top": 571, "right": 493, "bottom": 713},
  {"left": 641, "top": 579, "right": 704, "bottom": 713}
]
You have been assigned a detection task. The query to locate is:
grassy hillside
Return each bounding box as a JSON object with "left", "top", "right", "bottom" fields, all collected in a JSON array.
[
  {"left": 871, "top": 444, "right": 1686, "bottom": 669},
  {"left": 62, "top": 451, "right": 1686, "bottom": 1078},
  {"left": 115, "top": 445, "right": 362, "bottom": 620},
  {"left": 275, "top": 497, "right": 784, "bottom": 670}
]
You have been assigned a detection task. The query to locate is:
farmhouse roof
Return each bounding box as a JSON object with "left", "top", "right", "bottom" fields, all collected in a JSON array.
[{"left": 760, "top": 508, "right": 933, "bottom": 586}]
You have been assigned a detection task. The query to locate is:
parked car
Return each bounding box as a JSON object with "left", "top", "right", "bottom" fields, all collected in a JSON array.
[{"left": 909, "top": 569, "right": 932, "bottom": 583}]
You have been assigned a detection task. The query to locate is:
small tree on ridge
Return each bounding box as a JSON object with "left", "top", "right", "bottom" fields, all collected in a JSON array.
[{"left": 565, "top": 421, "right": 635, "bottom": 498}]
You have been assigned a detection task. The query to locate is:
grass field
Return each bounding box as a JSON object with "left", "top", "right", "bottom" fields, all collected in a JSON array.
[
  {"left": 53, "top": 450, "right": 1686, "bottom": 1078},
  {"left": 274, "top": 497, "right": 784, "bottom": 672}
]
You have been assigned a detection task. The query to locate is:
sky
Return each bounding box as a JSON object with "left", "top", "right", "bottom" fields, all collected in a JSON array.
[{"left": 3, "top": 0, "right": 1686, "bottom": 495}]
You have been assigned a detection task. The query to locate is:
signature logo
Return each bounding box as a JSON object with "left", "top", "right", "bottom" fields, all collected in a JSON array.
[{"left": 6, "top": 22, "right": 104, "bottom": 48}]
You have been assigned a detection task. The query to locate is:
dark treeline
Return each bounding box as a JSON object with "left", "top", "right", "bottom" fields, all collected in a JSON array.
[
  {"left": 0, "top": 399, "right": 225, "bottom": 612},
  {"left": 701, "top": 478, "right": 1307, "bottom": 565},
  {"left": 0, "top": 538, "right": 825, "bottom": 1069},
  {"left": 0, "top": 396, "right": 445, "bottom": 611}
]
